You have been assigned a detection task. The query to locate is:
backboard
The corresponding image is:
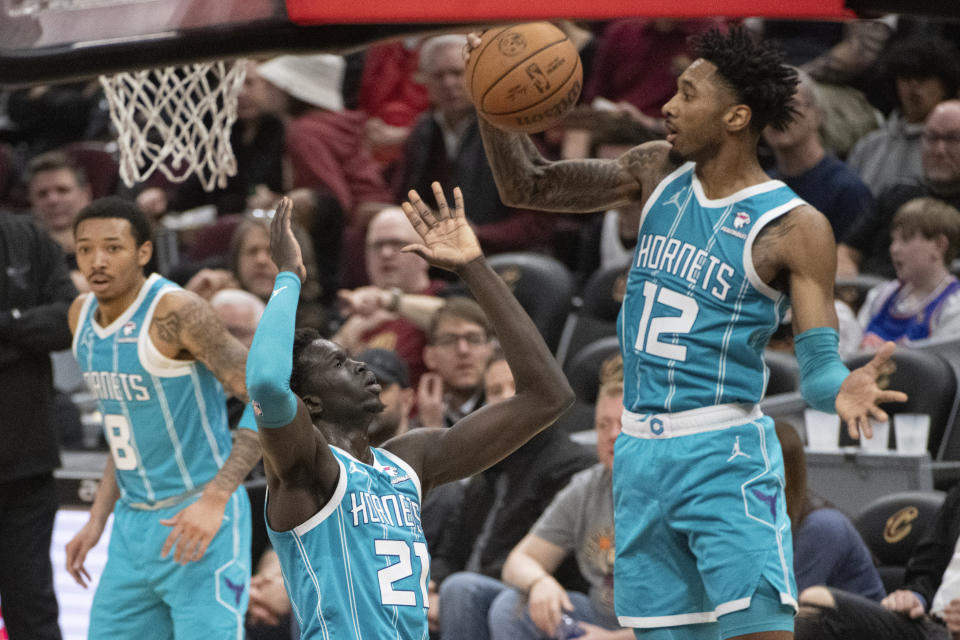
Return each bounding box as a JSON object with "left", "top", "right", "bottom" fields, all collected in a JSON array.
[
  {"left": 0, "top": 0, "right": 956, "bottom": 85},
  {"left": 0, "top": 0, "right": 465, "bottom": 85}
]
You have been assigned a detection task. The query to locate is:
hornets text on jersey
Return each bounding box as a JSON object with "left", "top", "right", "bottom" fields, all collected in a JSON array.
[
  {"left": 268, "top": 446, "right": 429, "bottom": 640},
  {"left": 618, "top": 162, "right": 806, "bottom": 414},
  {"left": 72, "top": 273, "right": 234, "bottom": 506}
]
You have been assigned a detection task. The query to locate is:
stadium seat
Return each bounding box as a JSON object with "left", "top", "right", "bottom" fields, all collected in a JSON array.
[
  {"left": 554, "top": 335, "right": 621, "bottom": 435},
  {"left": 763, "top": 349, "right": 800, "bottom": 396},
  {"left": 852, "top": 490, "right": 945, "bottom": 593},
  {"left": 911, "top": 336, "right": 960, "bottom": 462},
  {"left": 59, "top": 141, "right": 119, "bottom": 199},
  {"left": 840, "top": 349, "right": 956, "bottom": 453},
  {"left": 556, "top": 261, "right": 627, "bottom": 367},
  {"left": 487, "top": 252, "right": 575, "bottom": 353},
  {"left": 184, "top": 213, "right": 243, "bottom": 264},
  {"left": 835, "top": 274, "right": 889, "bottom": 314},
  {"left": 0, "top": 143, "right": 21, "bottom": 209}
]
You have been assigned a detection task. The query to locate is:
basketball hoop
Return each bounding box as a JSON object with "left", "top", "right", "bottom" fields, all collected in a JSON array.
[{"left": 99, "top": 59, "right": 247, "bottom": 191}]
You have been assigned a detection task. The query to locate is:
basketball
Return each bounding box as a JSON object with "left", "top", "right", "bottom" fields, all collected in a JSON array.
[{"left": 466, "top": 22, "right": 583, "bottom": 134}]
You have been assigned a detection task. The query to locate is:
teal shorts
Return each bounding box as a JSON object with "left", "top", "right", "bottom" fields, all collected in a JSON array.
[
  {"left": 88, "top": 487, "right": 251, "bottom": 640},
  {"left": 613, "top": 411, "right": 796, "bottom": 637}
]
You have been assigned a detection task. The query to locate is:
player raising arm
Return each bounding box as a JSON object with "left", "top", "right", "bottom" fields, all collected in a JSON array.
[
  {"left": 246, "top": 184, "right": 574, "bottom": 638},
  {"left": 63, "top": 197, "right": 260, "bottom": 639},
  {"left": 472, "top": 26, "right": 904, "bottom": 640},
  {"left": 472, "top": 31, "right": 900, "bottom": 441}
]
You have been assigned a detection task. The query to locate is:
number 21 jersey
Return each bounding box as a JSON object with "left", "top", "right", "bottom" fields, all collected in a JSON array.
[
  {"left": 268, "top": 446, "right": 429, "bottom": 640},
  {"left": 618, "top": 162, "right": 805, "bottom": 414}
]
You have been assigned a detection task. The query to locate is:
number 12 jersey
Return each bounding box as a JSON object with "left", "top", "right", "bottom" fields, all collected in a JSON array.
[{"left": 618, "top": 162, "right": 806, "bottom": 414}]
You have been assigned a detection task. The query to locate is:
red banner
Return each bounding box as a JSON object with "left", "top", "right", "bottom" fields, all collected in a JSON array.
[{"left": 288, "top": 0, "right": 853, "bottom": 24}]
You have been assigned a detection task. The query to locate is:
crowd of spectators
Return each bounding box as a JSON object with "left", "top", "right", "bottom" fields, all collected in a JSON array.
[{"left": 5, "top": 13, "right": 960, "bottom": 640}]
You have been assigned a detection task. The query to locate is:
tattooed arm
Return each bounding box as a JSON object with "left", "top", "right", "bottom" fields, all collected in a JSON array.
[
  {"left": 477, "top": 117, "right": 678, "bottom": 213},
  {"left": 152, "top": 290, "right": 250, "bottom": 400},
  {"left": 150, "top": 290, "right": 262, "bottom": 564}
]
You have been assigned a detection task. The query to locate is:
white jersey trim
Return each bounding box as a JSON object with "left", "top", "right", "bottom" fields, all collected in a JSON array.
[
  {"left": 617, "top": 596, "right": 748, "bottom": 627},
  {"left": 622, "top": 403, "right": 762, "bottom": 439},
  {"left": 138, "top": 284, "right": 196, "bottom": 378},
  {"left": 273, "top": 456, "right": 348, "bottom": 537},
  {"left": 691, "top": 172, "right": 787, "bottom": 208},
  {"left": 377, "top": 447, "right": 422, "bottom": 502},
  {"left": 637, "top": 162, "right": 695, "bottom": 232},
  {"left": 88, "top": 273, "right": 163, "bottom": 339},
  {"left": 71, "top": 293, "right": 97, "bottom": 357},
  {"left": 743, "top": 198, "right": 806, "bottom": 302},
  {"left": 617, "top": 590, "right": 797, "bottom": 628}
]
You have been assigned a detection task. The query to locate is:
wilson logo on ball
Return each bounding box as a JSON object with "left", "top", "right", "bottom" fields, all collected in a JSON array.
[{"left": 498, "top": 33, "right": 527, "bottom": 56}]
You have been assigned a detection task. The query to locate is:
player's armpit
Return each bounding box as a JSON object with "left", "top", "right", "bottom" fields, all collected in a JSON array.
[
  {"left": 257, "top": 400, "right": 341, "bottom": 531},
  {"left": 151, "top": 290, "right": 250, "bottom": 400}
]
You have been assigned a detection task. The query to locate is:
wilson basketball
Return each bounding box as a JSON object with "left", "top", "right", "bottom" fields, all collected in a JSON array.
[{"left": 466, "top": 22, "right": 582, "bottom": 134}]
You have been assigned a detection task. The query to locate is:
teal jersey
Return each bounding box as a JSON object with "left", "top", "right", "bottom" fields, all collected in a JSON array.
[
  {"left": 267, "top": 446, "right": 428, "bottom": 640},
  {"left": 618, "top": 163, "right": 804, "bottom": 414},
  {"left": 73, "top": 273, "right": 234, "bottom": 506}
]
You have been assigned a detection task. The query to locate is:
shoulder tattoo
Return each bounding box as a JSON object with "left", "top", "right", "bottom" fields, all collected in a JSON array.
[{"left": 154, "top": 311, "right": 182, "bottom": 345}]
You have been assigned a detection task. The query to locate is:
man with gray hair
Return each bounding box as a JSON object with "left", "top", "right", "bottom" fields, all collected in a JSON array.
[
  {"left": 394, "top": 34, "right": 556, "bottom": 254},
  {"left": 210, "top": 288, "right": 265, "bottom": 350},
  {"left": 763, "top": 69, "right": 872, "bottom": 244}
]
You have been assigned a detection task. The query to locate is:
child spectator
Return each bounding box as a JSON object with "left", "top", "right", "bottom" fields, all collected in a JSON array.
[{"left": 859, "top": 197, "right": 960, "bottom": 349}]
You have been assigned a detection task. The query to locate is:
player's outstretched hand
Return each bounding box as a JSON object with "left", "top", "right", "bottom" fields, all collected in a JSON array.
[
  {"left": 268, "top": 196, "right": 306, "bottom": 283},
  {"left": 835, "top": 341, "right": 908, "bottom": 440},
  {"left": 65, "top": 518, "right": 106, "bottom": 588},
  {"left": 159, "top": 492, "right": 227, "bottom": 564},
  {"left": 400, "top": 182, "right": 482, "bottom": 272}
]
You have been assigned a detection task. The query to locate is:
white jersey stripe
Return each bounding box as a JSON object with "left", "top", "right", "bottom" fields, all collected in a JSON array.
[
  {"left": 191, "top": 368, "right": 224, "bottom": 467},
  {"left": 151, "top": 375, "right": 194, "bottom": 490},
  {"left": 336, "top": 508, "right": 363, "bottom": 639},
  {"left": 716, "top": 278, "right": 751, "bottom": 404},
  {"left": 292, "top": 530, "right": 331, "bottom": 640},
  {"left": 114, "top": 329, "right": 154, "bottom": 501}
]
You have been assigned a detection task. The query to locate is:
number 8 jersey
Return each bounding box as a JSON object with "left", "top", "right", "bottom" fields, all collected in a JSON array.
[
  {"left": 72, "top": 273, "right": 234, "bottom": 506},
  {"left": 618, "top": 162, "right": 805, "bottom": 414},
  {"left": 267, "top": 446, "right": 429, "bottom": 640}
]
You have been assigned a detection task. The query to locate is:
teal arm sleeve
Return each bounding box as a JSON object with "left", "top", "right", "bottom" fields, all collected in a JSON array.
[
  {"left": 235, "top": 402, "right": 258, "bottom": 432},
  {"left": 246, "top": 271, "right": 301, "bottom": 428},
  {"left": 794, "top": 326, "right": 850, "bottom": 414}
]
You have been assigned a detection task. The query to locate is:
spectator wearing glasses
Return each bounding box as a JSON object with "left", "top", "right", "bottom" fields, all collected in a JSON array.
[
  {"left": 417, "top": 297, "right": 495, "bottom": 429},
  {"left": 839, "top": 99, "right": 960, "bottom": 278},
  {"left": 332, "top": 205, "right": 450, "bottom": 384},
  {"left": 846, "top": 37, "right": 960, "bottom": 198}
]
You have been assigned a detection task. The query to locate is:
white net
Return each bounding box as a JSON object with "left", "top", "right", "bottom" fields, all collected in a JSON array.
[{"left": 99, "top": 59, "right": 247, "bottom": 191}]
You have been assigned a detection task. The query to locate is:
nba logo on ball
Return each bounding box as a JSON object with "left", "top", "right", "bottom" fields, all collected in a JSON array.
[{"left": 467, "top": 22, "right": 583, "bottom": 134}]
